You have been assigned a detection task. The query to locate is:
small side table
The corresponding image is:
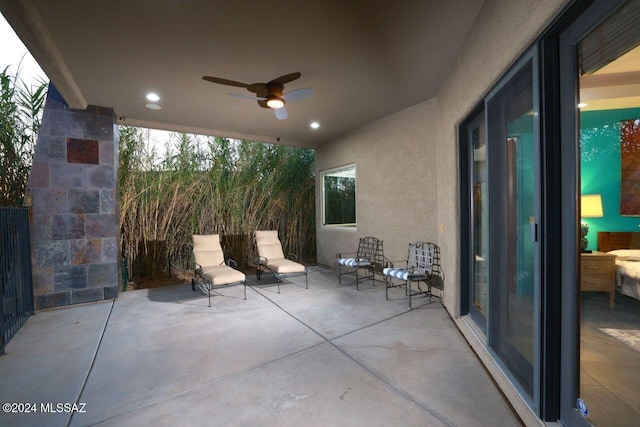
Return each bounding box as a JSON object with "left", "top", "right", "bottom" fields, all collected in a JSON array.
[{"left": 580, "top": 252, "right": 616, "bottom": 309}]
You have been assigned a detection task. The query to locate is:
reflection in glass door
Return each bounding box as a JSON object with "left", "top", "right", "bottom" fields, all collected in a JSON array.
[
  {"left": 487, "top": 52, "right": 539, "bottom": 405},
  {"left": 470, "top": 113, "right": 488, "bottom": 328}
]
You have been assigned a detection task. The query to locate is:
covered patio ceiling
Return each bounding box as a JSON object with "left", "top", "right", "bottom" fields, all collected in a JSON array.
[{"left": 0, "top": 0, "right": 484, "bottom": 148}]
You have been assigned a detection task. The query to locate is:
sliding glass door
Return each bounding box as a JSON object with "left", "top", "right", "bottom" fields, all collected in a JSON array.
[
  {"left": 560, "top": 1, "right": 640, "bottom": 425},
  {"left": 486, "top": 50, "right": 540, "bottom": 407}
]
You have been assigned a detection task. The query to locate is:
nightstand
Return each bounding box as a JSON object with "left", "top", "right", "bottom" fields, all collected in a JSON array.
[{"left": 580, "top": 252, "right": 616, "bottom": 308}]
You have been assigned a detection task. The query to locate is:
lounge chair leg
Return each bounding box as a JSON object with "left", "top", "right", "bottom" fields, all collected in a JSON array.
[
  {"left": 208, "top": 284, "right": 211, "bottom": 308},
  {"left": 305, "top": 271, "right": 308, "bottom": 289},
  {"left": 256, "top": 268, "right": 261, "bottom": 280},
  {"left": 243, "top": 282, "right": 247, "bottom": 300},
  {"left": 191, "top": 278, "right": 196, "bottom": 292}
]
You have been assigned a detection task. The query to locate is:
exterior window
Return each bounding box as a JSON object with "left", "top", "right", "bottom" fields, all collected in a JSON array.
[{"left": 322, "top": 164, "right": 356, "bottom": 227}]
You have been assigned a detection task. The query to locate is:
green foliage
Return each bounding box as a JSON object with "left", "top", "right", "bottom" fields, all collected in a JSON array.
[
  {"left": 0, "top": 66, "right": 47, "bottom": 206},
  {"left": 119, "top": 128, "right": 316, "bottom": 278}
]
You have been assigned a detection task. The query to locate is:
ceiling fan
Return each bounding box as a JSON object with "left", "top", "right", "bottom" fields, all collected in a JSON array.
[{"left": 202, "top": 72, "right": 314, "bottom": 120}]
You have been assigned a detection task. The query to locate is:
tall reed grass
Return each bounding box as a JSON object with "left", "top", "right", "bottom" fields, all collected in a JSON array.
[
  {"left": 0, "top": 67, "right": 47, "bottom": 206},
  {"left": 119, "top": 127, "right": 315, "bottom": 279}
]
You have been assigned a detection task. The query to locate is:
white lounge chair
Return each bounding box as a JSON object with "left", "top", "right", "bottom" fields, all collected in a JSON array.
[
  {"left": 192, "top": 234, "right": 246, "bottom": 306},
  {"left": 255, "top": 230, "right": 308, "bottom": 292}
]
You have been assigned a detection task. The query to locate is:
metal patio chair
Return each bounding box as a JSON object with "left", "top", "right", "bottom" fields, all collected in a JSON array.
[
  {"left": 383, "top": 241, "right": 444, "bottom": 309},
  {"left": 336, "top": 236, "right": 389, "bottom": 290},
  {"left": 191, "top": 234, "right": 247, "bottom": 307},
  {"left": 255, "top": 230, "right": 308, "bottom": 293}
]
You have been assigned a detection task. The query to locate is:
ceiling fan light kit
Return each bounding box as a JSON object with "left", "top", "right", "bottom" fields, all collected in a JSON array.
[
  {"left": 266, "top": 97, "right": 285, "bottom": 109},
  {"left": 202, "top": 72, "right": 313, "bottom": 120}
]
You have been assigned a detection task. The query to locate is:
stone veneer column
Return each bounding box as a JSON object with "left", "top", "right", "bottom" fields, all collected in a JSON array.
[{"left": 27, "top": 84, "right": 119, "bottom": 309}]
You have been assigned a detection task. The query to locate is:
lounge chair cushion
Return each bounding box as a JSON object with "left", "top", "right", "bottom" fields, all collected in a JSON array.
[
  {"left": 265, "top": 258, "right": 306, "bottom": 274},
  {"left": 255, "top": 230, "right": 285, "bottom": 260},
  {"left": 193, "top": 234, "right": 225, "bottom": 268},
  {"left": 201, "top": 265, "right": 245, "bottom": 285},
  {"left": 255, "top": 230, "right": 307, "bottom": 280},
  {"left": 193, "top": 234, "right": 245, "bottom": 286}
]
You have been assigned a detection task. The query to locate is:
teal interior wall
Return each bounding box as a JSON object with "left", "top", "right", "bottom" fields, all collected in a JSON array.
[{"left": 580, "top": 108, "right": 640, "bottom": 251}]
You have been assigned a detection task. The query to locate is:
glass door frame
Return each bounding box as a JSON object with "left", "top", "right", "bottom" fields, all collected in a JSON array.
[{"left": 557, "top": 0, "right": 626, "bottom": 425}]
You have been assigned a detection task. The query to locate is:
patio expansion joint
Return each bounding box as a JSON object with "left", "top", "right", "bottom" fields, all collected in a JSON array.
[
  {"left": 74, "top": 286, "right": 328, "bottom": 426},
  {"left": 251, "top": 286, "right": 457, "bottom": 427},
  {"left": 80, "top": 339, "right": 331, "bottom": 426},
  {"left": 68, "top": 298, "right": 116, "bottom": 427}
]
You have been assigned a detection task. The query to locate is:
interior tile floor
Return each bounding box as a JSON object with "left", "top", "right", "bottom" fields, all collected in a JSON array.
[
  {"left": 581, "top": 292, "right": 640, "bottom": 427},
  {"left": 0, "top": 266, "right": 521, "bottom": 427}
]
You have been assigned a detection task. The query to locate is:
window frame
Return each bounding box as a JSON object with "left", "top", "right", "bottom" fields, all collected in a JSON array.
[{"left": 320, "top": 163, "right": 357, "bottom": 229}]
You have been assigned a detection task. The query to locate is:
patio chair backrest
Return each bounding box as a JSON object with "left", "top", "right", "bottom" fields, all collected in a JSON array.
[
  {"left": 193, "top": 234, "right": 225, "bottom": 268},
  {"left": 357, "top": 237, "right": 384, "bottom": 266},
  {"left": 255, "top": 230, "right": 285, "bottom": 260},
  {"left": 407, "top": 242, "right": 439, "bottom": 275}
]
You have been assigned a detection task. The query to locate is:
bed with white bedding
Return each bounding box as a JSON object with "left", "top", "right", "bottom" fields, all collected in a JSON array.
[{"left": 598, "top": 232, "right": 640, "bottom": 301}]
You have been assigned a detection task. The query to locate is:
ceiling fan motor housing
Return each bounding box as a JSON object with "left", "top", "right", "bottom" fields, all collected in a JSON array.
[{"left": 266, "top": 82, "right": 285, "bottom": 108}]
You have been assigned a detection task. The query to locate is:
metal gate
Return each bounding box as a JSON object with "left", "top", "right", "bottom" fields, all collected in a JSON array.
[{"left": 0, "top": 207, "right": 34, "bottom": 354}]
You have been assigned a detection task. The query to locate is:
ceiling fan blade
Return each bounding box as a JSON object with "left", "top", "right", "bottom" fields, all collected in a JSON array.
[
  {"left": 269, "top": 72, "right": 301, "bottom": 85},
  {"left": 228, "top": 92, "right": 266, "bottom": 101},
  {"left": 283, "top": 87, "right": 314, "bottom": 102},
  {"left": 274, "top": 107, "right": 288, "bottom": 120},
  {"left": 203, "top": 76, "right": 249, "bottom": 88}
]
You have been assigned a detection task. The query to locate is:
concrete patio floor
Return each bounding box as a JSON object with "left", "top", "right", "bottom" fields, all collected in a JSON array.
[{"left": 0, "top": 266, "right": 521, "bottom": 427}]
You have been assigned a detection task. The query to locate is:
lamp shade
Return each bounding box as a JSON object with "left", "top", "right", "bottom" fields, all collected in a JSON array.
[{"left": 581, "top": 194, "right": 603, "bottom": 218}]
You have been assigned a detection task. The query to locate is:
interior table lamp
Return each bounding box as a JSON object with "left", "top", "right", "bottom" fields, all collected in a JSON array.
[{"left": 580, "top": 194, "right": 603, "bottom": 253}]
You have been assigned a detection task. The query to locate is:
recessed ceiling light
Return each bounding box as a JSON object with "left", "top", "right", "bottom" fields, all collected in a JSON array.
[
  {"left": 145, "top": 103, "right": 162, "bottom": 110},
  {"left": 310, "top": 122, "right": 320, "bottom": 129},
  {"left": 146, "top": 93, "right": 160, "bottom": 102}
]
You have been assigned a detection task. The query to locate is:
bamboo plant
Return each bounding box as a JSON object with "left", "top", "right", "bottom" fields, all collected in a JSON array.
[{"left": 119, "top": 127, "right": 315, "bottom": 281}]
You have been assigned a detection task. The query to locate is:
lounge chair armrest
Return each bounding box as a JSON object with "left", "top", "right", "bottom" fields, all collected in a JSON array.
[
  {"left": 226, "top": 259, "right": 238, "bottom": 269},
  {"left": 258, "top": 255, "right": 268, "bottom": 266},
  {"left": 194, "top": 262, "right": 203, "bottom": 275}
]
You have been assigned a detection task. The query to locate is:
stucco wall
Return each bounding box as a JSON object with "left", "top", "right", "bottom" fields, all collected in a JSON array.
[
  {"left": 315, "top": 98, "right": 440, "bottom": 269},
  {"left": 316, "top": 0, "right": 572, "bottom": 316}
]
